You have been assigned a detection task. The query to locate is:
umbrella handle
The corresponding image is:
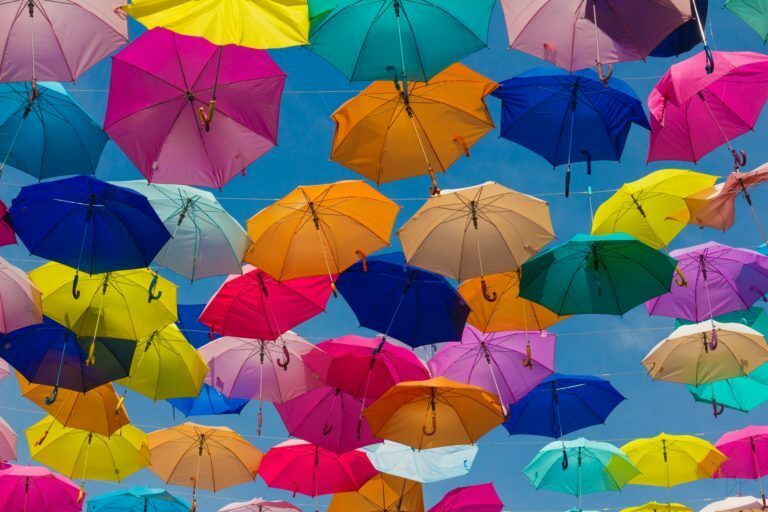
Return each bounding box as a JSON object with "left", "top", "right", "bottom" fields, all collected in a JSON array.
[
  {"left": 44, "top": 386, "right": 59, "bottom": 405},
  {"left": 596, "top": 62, "right": 613, "bottom": 86},
  {"left": 731, "top": 149, "right": 747, "bottom": 171},
  {"left": 72, "top": 274, "right": 81, "bottom": 300},
  {"left": 35, "top": 429, "right": 49, "bottom": 447},
  {"left": 708, "top": 328, "right": 718, "bottom": 351},
  {"left": 674, "top": 266, "right": 688, "bottom": 287},
  {"left": 522, "top": 343, "right": 534, "bottom": 369},
  {"left": 276, "top": 345, "right": 291, "bottom": 370},
  {"left": 712, "top": 397, "right": 725, "bottom": 417},
  {"left": 704, "top": 45, "right": 715, "bottom": 74},
  {"left": 453, "top": 135, "right": 470, "bottom": 157},
  {"left": 77, "top": 485, "right": 85, "bottom": 504},
  {"left": 190, "top": 498, "right": 197, "bottom": 512},
  {"left": 198, "top": 100, "right": 216, "bottom": 132},
  {"left": 148, "top": 274, "right": 162, "bottom": 303},
  {"left": 481, "top": 278, "right": 497, "bottom": 302},
  {"left": 581, "top": 150, "right": 592, "bottom": 175},
  {"left": 322, "top": 423, "right": 333, "bottom": 435},
  {"left": 357, "top": 417, "right": 363, "bottom": 440},
  {"left": 562, "top": 449, "right": 569, "bottom": 470},
  {"left": 115, "top": 394, "right": 125, "bottom": 415},
  {"left": 428, "top": 168, "right": 440, "bottom": 196},
  {"left": 355, "top": 250, "right": 368, "bottom": 272},
  {"left": 257, "top": 408, "right": 263, "bottom": 436},
  {"left": 422, "top": 415, "right": 436, "bottom": 436},
  {"left": 565, "top": 166, "right": 571, "bottom": 198},
  {"left": 85, "top": 340, "right": 96, "bottom": 366}
]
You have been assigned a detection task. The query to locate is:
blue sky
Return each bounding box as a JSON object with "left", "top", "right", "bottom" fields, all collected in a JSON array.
[{"left": 2, "top": 3, "right": 768, "bottom": 511}]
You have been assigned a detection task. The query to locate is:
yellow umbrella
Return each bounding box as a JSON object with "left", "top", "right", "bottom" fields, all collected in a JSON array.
[
  {"left": 329, "top": 473, "right": 424, "bottom": 512},
  {"left": 621, "top": 502, "right": 693, "bottom": 512},
  {"left": 18, "top": 375, "right": 130, "bottom": 436},
  {"left": 331, "top": 63, "right": 497, "bottom": 193},
  {"left": 591, "top": 169, "right": 718, "bottom": 249},
  {"left": 244, "top": 181, "right": 400, "bottom": 286},
  {"left": 117, "top": 324, "right": 208, "bottom": 400},
  {"left": 122, "top": 0, "right": 309, "bottom": 48}
]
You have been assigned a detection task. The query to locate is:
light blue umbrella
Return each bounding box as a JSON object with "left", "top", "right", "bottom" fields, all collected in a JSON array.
[
  {"left": 87, "top": 487, "right": 189, "bottom": 512},
  {"left": 364, "top": 441, "right": 478, "bottom": 483}
]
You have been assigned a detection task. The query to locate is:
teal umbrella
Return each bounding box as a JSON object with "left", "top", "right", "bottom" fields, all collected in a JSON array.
[
  {"left": 676, "top": 307, "right": 768, "bottom": 335},
  {"left": 87, "top": 487, "right": 189, "bottom": 511},
  {"left": 725, "top": 0, "right": 768, "bottom": 42},
  {"left": 519, "top": 234, "right": 678, "bottom": 316},
  {"left": 308, "top": 0, "right": 495, "bottom": 82},
  {"left": 688, "top": 364, "right": 768, "bottom": 415}
]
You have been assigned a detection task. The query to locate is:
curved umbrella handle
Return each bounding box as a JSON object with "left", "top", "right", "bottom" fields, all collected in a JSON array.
[
  {"left": 77, "top": 485, "right": 85, "bottom": 504},
  {"left": 198, "top": 100, "right": 216, "bottom": 132},
  {"left": 708, "top": 328, "right": 718, "bottom": 351},
  {"left": 561, "top": 449, "right": 569, "bottom": 470},
  {"left": 704, "top": 45, "right": 715, "bottom": 74},
  {"left": 751, "top": 286, "right": 767, "bottom": 302},
  {"left": 596, "top": 62, "right": 613, "bottom": 86},
  {"left": 72, "top": 273, "right": 81, "bottom": 300},
  {"left": 712, "top": 397, "right": 725, "bottom": 418},
  {"left": 453, "top": 135, "right": 470, "bottom": 157},
  {"left": 674, "top": 266, "right": 688, "bottom": 287},
  {"left": 481, "top": 278, "right": 497, "bottom": 302},
  {"left": 148, "top": 274, "right": 162, "bottom": 303},
  {"left": 276, "top": 344, "right": 291, "bottom": 370},
  {"left": 355, "top": 250, "right": 368, "bottom": 272},
  {"left": 322, "top": 423, "right": 333, "bottom": 436},
  {"left": 35, "top": 429, "right": 49, "bottom": 447},
  {"left": 732, "top": 149, "right": 747, "bottom": 170},
  {"left": 422, "top": 415, "right": 437, "bottom": 436},
  {"left": 522, "top": 343, "right": 534, "bottom": 369}
]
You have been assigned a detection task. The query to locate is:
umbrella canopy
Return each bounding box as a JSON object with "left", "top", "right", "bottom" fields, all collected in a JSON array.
[
  {"left": 0, "top": 200, "right": 14, "bottom": 247},
  {"left": 700, "top": 497, "right": 764, "bottom": 512},
  {"left": 105, "top": 28, "right": 286, "bottom": 189},
  {"left": 621, "top": 433, "right": 726, "bottom": 487},
  {"left": 11, "top": 177, "right": 171, "bottom": 276},
  {"left": 308, "top": 0, "right": 495, "bottom": 82},
  {"left": 245, "top": 181, "right": 399, "bottom": 282},
  {"left": 725, "top": 1, "right": 768, "bottom": 41},
  {"left": 651, "top": 0, "right": 708, "bottom": 57},
  {"left": 0, "top": 0, "right": 127, "bottom": 82},
  {"left": 176, "top": 303, "right": 211, "bottom": 348},
  {"left": 519, "top": 233, "right": 678, "bottom": 316},
  {"left": 0, "top": 359, "right": 9, "bottom": 381},
  {"left": 115, "top": 181, "right": 251, "bottom": 281},
  {"left": 398, "top": 182, "right": 555, "bottom": 283},
  {"left": 428, "top": 327, "right": 556, "bottom": 405},
  {"left": 122, "top": 0, "right": 309, "bottom": 48},
  {"left": 363, "top": 376, "right": 505, "bottom": 449},
  {"left": 688, "top": 371, "right": 768, "bottom": 414},
  {"left": 0, "top": 464, "right": 82, "bottom": 512},
  {"left": 714, "top": 426, "right": 768, "bottom": 480},
  {"left": 591, "top": 169, "right": 718, "bottom": 249},
  {"left": 622, "top": 503, "right": 693, "bottom": 512},
  {"left": 364, "top": 442, "right": 478, "bottom": 484},
  {"left": 503, "top": 373, "right": 625, "bottom": 438},
  {"left": 0, "top": 417, "right": 15, "bottom": 463},
  {"left": 87, "top": 487, "right": 190, "bottom": 512},
  {"left": 330, "top": 63, "right": 496, "bottom": 190},
  {"left": 0, "top": 256, "right": 41, "bottom": 333},
  {"left": 427, "top": 483, "right": 503, "bottom": 512},
  {"left": 329, "top": 473, "right": 424, "bottom": 512},
  {"left": 218, "top": 499, "right": 300, "bottom": 512},
  {"left": 0, "top": 82, "right": 109, "bottom": 179},
  {"left": 168, "top": 384, "right": 250, "bottom": 417}
]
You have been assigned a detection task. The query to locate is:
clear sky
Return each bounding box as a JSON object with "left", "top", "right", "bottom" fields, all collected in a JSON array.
[{"left": 1, "top": 3, "right": 768, "bottom": 512}]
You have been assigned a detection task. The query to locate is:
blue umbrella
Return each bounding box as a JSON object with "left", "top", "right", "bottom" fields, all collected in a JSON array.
[
  {"left": 0, "top": 82, "right": 108, "bottom": 180},
  {"left": 168, "top": 383, "right": 249, "bottom": 417},
  {"left": 176, "top": 303, "right": 211, "bottom": 348},
  {"left": 87, "top": 487, "right": 189, "bottom": 512},
  {"left": 650, "top": 0, "right": 708, "bottom": 57},
  {"left": 492, "top": 69, "right": 649, "bottom": 196},
  {"left": 504, "top": 373, "right": 625, "bottom": 438},
  {"left": 336, "top": 251, "right": 470, "bottom": 347},
  {"left": 10, "top": 176, "right": 171, "bottom": 283}
]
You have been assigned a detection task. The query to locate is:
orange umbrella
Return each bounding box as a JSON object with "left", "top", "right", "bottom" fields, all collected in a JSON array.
[
  {"left": 331, "top": 63, "right": 497, "bottom": 194},
  {"left": 329, "top": 473, "right": 424, "bottom": 512}
]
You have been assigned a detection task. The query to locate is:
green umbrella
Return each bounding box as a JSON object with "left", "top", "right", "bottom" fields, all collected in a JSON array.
[
  {"left": 519, "top": 234, "right": 678, "bottom": 316},
  {"left": 688, "top": 364, "right": 768, "bottom": 414},
  {"left": 725, "top": 0, "right": 768, "bottom": 42},
  {"left": 676, "top": 307, "right": 768, "bottom": 335}
]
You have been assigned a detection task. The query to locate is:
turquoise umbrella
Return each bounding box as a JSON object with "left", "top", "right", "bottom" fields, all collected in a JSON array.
[
  {"left": 688, "top": 365, "right": 768, "bottom": 415},
  {"left": 87, "top": 487, "right": 189, "bottom": 511},
  {"left": 308, "top": 0, "right": 495, "bottom": 82}
]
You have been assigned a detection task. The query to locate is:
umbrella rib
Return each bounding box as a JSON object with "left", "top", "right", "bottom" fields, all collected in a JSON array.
[
  {"left": 34, "top": 3, "right": 76, "bottom": 81},
  {"left": 0, "top": 3, "right": 24, "bottom": 74}
]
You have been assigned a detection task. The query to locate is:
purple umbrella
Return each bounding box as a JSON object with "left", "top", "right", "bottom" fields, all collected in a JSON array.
[
  {"left": 104, "top": 27, "right": 286, "bottom": 189},
  {"left": 645, "top": 242, "right": 768, "bottom": 322},
  {"left": 428, "top": 326, "right": 556, "bottom": 406}
]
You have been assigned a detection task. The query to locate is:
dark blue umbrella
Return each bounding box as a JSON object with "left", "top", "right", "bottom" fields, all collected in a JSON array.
[
  {"left": 650, "top": 0, "right": 708, "bottom": 58},
  {"left": 336, "top": 251, "right": 469, "bottom": 347},
  {"left": 167, "top": 383, "right": 249, "bottom": 417},
  {"left": 9, "top": 176, "right": 171, "bottom": 282},
  {"left": 176, "top": 303, "right": 211, "bottom": 348},
  {"left": 492, "top": 68, "right": 649, "bottom": 197},
  {"left": 503, "top": 373, "right": 625, "bottom": 438}
]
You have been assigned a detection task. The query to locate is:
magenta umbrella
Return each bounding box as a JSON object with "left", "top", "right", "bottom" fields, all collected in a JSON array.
[
  {"left": 645, "top": 242, "right": 768, "bottom": 322},
  {"left": 0, "top": 464, "right": 82, "bottom": 512},
  {"left": 428, "top": 483, "right": 503, "bottom": 512},
  {"left": 104, "top": 27, "right": 286, "bottom": 189},
  {"left": 428, "top": 326, "right": 556, "bottom": 406},
  {"left": 0, "top": 201, "right": 15, "bottom": 248},
  {"left": 715, "top": 426, "right": 768, "bottom": 507}
]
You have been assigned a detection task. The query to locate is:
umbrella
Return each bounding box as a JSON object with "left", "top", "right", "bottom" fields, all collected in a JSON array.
[
  {"left": 492, "top": 68, "right": 649, "bottom": 196},
  {"left": 18, "top": 375, "right": 129, "bottom": 436},
  {"left": 336, "top": 252, "right": 470, "bottom": 347},
  {"left": 122, "top": 0, "right": 309, "bottom": 48},
  {"left": 244, "top": 181, "right": 400, "bottom": 285},
  {"left": 0, "top": 359, "right": 9, "bottom": 381},
  {"left": 218, "top": 499, "right": 300, "bottom": 512},
  {"left": 700, "top": 497, "right": 764, "bottom": 512},
  {"left": 725, "top": 1, "right": 768, "bottom": 41},
  {"left": 0, "top": 82, "right": 109, "bottom": 180},
  {"left": 428, "top": 326, "right": 556, "bottom": 405},
  {"left": 621, "top": 433, "right": 726, "bottom": 487},
  {"left": 363, "top": 376, "right": 505, "bottom": 449},
  {"left": 117, "top": 324, "right": 208, "bottom": 401},
  {"left": 503, "top": 373, "right": 625, "bottom": 438},
  {"left": 87, "top": 487, "right": 189, "bottom": 512},
  {"left": 148, "top": 423, "right": 263, "bottom": 510},
  {"left": 330, "top": 63, "right": 496, "bottom": 192},
  {"left": 398, "top": 182, "right": 555, "bottom": 286},
  {"left": 199, "top": 266, "right": 332, "bottom": 340},
  {"left": 427, "top": 483, "right": 503, "bottom": 512},
  {"left": 11, "top": 176, "right": 171, "bottom": 277},
  {"left": 651, "top": 0, "right": 709, "bottom": 57},
  {"left": 168, "top": 384, "right": 249, "bottom": 418},
  {"left": 645, "top": 243, "right": 768, "bottom": 322},
  {"left": 591, "top": 169, "right": 718, "bottom": 249},
  {"left": 0, "top": 200, "right": 14, "bottom": 247},
  {"left": 458, "top": 272, "right": 567, "bottom": 333},
  {"left": 177, "top": 303, "right": 211, "bottom": 348},
  {"left": 714, "top": 426, "right": 768, "bottom": 505},
  {"left": 329, "top": 473, "right": 423, "bottom": 512},
  {"left": 308, "top": 0, "right": 495, "bottom": 82},
  {"left": 104, "top": 28, "right": 286, "bottom": 189},
  {"left": 363, "top": 442, "right": 478, "bottom": 484},
  {"left": 0, "top": 0, "right": 127, "bottom": 82},
  {"left": 115, "top": 181, "right": 251, "bottom": 281},
  {"left": 518, "top": 233, "right": 678, "bottom": 316},
  {"left": 688, "top": 372, "right": 768, "bottom": 415},
  {"left": 622, "top": 503, "right": 693, "bottom": 512},
  {"left": 648, "top": 51, "right": 768, "bottom": 166},
  {"left": 0, "top": 256, "right": 41, "bottom": 333},
  {"left": 0, "top": 464, "right": 82, "bottom": 512},
  {"left": 0, "top": 417, "right": 15, "bottom": 463},
  {"left": 642, "top": 321, "right": 768, "bottom": 385}
]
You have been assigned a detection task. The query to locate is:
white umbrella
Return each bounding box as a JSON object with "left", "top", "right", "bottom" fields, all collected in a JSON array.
[{"left": 700, "top": 496, "right": 764, "bottom": 512}]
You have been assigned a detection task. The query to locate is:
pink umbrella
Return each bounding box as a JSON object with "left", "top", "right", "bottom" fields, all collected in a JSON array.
[
  {"left": 274, "top": 385, "right": 381, "bottom": 454},
  {"left": 0, "top": 201, "right": 15, "bottom": 248},
  {"left": 0, "top": 0, "right": 127, "bottom": 83},
  {"left": 648, "top": 51, "right": 768, "bottom": 166},
  {"left": 715, "top": 426, "right": 768, "bottom": 507},
  {"left": 104, "top": 27, "right": 286, "bottom": 189},
  {"left": 0, "top": 417, "right": 16, "bottom": 463},
  {"left": 0, "top": 360, "right": 10, "bottom": 382},
  {"left": 0, "top": 464, "right": 81, "bottom": 512},
  {"left": 199, "top": 333, "right": 328, "bottom": 435},
  {"left": 428, "top": 483, "right": 503, "bottom": 512},
  {"left": 199, "top": 266, "right": 332, "bottom": 340},
  {"left": 428, "top": 326, "right": 556, "bottom": 405},
  {"left": 0, "top": 257, "right": 42, "bottom": 333},
  {"left": 218, "top": 498, "right": 300, "bottom": 512}
]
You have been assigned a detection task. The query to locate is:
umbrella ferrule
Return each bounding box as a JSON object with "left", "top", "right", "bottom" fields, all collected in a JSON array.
[
  {"left": 630, "top": 194, "right": 646, "bottom": 217},
  {"left": 85, "top": 193, "right": 96, "bottom": 223},
  {"left": 101, "top": 273, "right": 110, "bottom": 294},
  {"left": 27, "top": 0, "right": 34, "bottom": 17},
  {"left": 393, "top": 0, "right": 401, "bottom": 17},
  {"left": 700, "top": 255, "right": 707, "bottom": 280},
  {"left": 257, "top": 273, "right": 269, "bottom": 296},
  {"left": 480, "top": 341, "right": 492, "bottom": 364},
  {"left": 662, "top": 439, "right": 667, "bottom": 462},
  {"left": 469, "top": 201, "right": 479, "bottom": 229},
  {"left": 259, "top": 340, "right": 266, "bottom": 364},
  {"left": 178, "top": 198, "right": 193, "bottom": 226},
  {"left": 307, "top": 202, "right": 320, "bottom": 230},
  {"left": 198, "top": 435, "right": 204, "bottom": 455}
]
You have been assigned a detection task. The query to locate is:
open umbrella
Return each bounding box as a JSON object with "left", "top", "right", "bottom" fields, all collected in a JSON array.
[
  {"left": 651, "top": 0, "right": 709, "bottom": 57},
  {"left": 0, "top": 201, "right": 14, "bottom": 247},
  {"left": 714, "top": 426, "right": 768, "bottom": 506},
  {"left": 688, "top": 371, "right": 768, "bottom": 415},
  {"left": 218, "top": 499, "right": 300, "bottom": 512},
  {"left": 622, "top": 503, "right": 693, "bottom": 512},
  {"left": 0, "top": 464, "right": 82, "bottom": 512},
  {"left": 168, "top": 384, "right": 249, "bottom": 418},
  {"left": 0, "top": 360, "right": 9, "bottom": 382},
  {"left": 364, "top": 442, "right": 478, "bottom": 484},
  {"left": 87, "top": 487, "right": 189, "bottom": 512},
  {"left": 725, "top": 0, "right": 768, "bottom": 41},
  {"left": 0, "top": 417, "right": 15, "bottom": 463},
  {"left": 700, "top": 497, "right": 764, "bottom": 512},
  {"left": 329, "top": 473, "right": 423, "bottom": 512},
  {"left": 0, "top": 256, "right": 41, "bottom": 333},
  {"left": 428, "top": 483, "right": 503, "bottom": 512},
  {"left": 177, "top": 303, "right": 211, "bottom": 348}
]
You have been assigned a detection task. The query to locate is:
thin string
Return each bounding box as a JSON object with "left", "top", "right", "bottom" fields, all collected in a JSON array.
[{"left": 698, "top": 93, "right": 736, "bottom": 152}]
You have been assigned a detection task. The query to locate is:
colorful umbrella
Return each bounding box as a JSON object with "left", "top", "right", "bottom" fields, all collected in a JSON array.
[
  {"left": 0, "top": 417, "right": 15, "bottom": 463},
  {"left": 244, "top": 181, "right": 399, "bottom": 285},
  {"left": 0, "top": 464, "right": 82, "bottom": 512},
  {"left": 176, "top": 303, "right": 211, "bottom": 348},
  {"left": 0, "top": 0, "right": 127, "bottom": 82},
  {"left": 336, "top": 252, "right": 470, "bottom": 347},
  {"left": 0, "top": 359, "right": 9, "bottom": 381},
  {"left": 725, "top": 0, "right": 768, "bottom": 41},
  {"left": 700, "top": 496, "right": 764, "bottom": 512},
  {"left": 0, "top": 200, "right": 14, "bottom": 247},
  {"left": 87, "top": 487, "right": 189, "bottom": 512},
  {"left": 115, "top": 181, "right": 251, "bottom": 281},
  {"left": 308, "top": 0, "right": 495, "bottom": 82},
  {"left": 492, "top": 68, "right": 649, "bottom": 196},
  {"left": 330, "top": 63, "right": 496, "bottom": 192},
  {"left": 168, "top": 384, "right": 249, "bottom": 418},
  {"left": 651, "top": 0, "right": 708, "bottom": 57},
  {"left": 218, "top": 499, "right": 300, "bottom": 512},
  {"left": 688, "top": 371, "right": 768, "bottom": 415},
  {"left": 519, "top": 233, "right": 678, "bottom": 316},
  {"left": 105, "top": 28, "right": 286, "bottom": 189},
  {"left": 621, "top": 503, "right": 693, "bottom": 512},
  {"left": 329, "top": 473, "right": 423, "bottom": 512},
  {"left": 428, "top": 326, "right": 556, "bottom": 405},
  {"left": 715, "top": 426, "right": 768, "bottom": 504},
  {"left": 427, "top": 483, "right": 503, "bottom": 512},
  {"left": 0, "top": 256, "right": 41, "bottom": 333},
  {"left": 363, "top": 442, "right": 478, "bottom": 484}
]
